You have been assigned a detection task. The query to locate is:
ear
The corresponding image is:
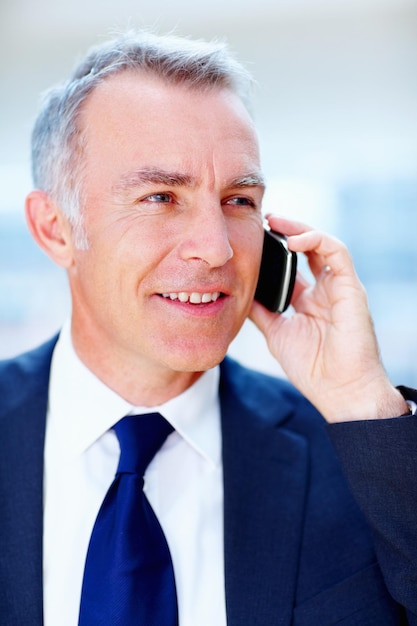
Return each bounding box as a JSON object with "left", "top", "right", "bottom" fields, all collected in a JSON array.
[{"left": 25, "top": 190, "right": 75, "bottom": 268}]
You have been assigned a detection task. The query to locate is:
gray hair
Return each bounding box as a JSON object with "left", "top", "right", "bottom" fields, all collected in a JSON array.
[{"left": 31, "top": 31, "right": 254, "bottom": 249}]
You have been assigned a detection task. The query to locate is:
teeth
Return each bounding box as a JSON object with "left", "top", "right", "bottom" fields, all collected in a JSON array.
[
  {"left": 189, "top": 292, "right": 201, "bottom": 304},
  {"left": 161, "top": 292, "right": 220, "bottom": 304}
]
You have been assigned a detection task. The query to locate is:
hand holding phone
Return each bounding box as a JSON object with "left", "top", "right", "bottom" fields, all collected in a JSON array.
[{"left": 254, "top": 228, "right": 297, "bottom": 313}]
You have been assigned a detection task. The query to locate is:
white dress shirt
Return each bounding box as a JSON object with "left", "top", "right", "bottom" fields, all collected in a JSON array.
[{"left": 43, "top": 322, "right": 227, "bottom": 626}]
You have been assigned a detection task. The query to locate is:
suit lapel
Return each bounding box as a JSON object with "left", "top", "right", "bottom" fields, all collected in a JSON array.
[
  {"left": 0, "top": 338, "right": 56, "bottom": 624},
  {"left": 220, "top": 358, "right": 308, "bottom": 626}
]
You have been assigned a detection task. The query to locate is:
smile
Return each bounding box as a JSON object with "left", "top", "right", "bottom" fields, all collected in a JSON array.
[{"left": 160, "top": 292, "right": 221, "bottom": 304}]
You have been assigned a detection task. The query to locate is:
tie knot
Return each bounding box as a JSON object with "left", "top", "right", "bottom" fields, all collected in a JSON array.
[{"left": 114, "top": 413, "right": 174, "bottom": 476}]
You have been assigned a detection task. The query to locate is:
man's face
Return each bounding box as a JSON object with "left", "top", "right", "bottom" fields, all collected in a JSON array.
[{"left": 68, "top": 72, "right": 265, "bottom": 379}]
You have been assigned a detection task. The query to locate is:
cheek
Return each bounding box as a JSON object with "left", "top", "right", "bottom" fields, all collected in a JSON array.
[
  {"left": 232, "top": 225, "right": 264, "bottom": 287},
  {"left": 72, "top": 236, "right": 129, "bottom": 299},
  {"left": 83, "top": 225, "right": 157, "bottom": 289}
]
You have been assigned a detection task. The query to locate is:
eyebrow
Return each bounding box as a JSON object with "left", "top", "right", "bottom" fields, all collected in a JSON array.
[
  {"left": 113, "top": 168, "right": 265, "bottom": 194},
  {"left": 229, "top": 173, "right": 266, "bottom": 189},
  {"left": 113, "top": 169, "right": 194, "bottom": 194}
]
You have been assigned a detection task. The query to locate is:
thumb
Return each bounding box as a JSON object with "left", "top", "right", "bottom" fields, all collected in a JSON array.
[{"left": 249, "top": 300, "right": 285, "bottom": 338}]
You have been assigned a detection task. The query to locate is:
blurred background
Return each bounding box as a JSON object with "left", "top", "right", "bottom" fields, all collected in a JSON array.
[{"left": 1, "top": 0, "right": 416, "bottom": 385}]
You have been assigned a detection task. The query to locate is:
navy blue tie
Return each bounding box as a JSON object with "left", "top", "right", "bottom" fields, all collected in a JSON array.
[{"left": 78, "top": 413, "right": 179, "bottom": 625}]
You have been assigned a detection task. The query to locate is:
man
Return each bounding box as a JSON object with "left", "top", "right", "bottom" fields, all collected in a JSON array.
[{"left": 0, "top": 31, "right": 416, "bottom": 625}]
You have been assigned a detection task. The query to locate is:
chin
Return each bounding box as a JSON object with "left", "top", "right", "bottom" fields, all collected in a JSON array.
[{"left": 161, "top": 341, "right": 230, "bottom": 374}]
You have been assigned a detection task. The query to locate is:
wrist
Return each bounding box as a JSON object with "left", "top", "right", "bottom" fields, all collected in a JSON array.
[{"left": 322, "top": 384, "right": 411, "bottom": 424}]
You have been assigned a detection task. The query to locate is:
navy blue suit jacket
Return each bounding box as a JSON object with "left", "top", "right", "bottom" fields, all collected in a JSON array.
[{"left": 0, "top": 337, "right": 415, "bottom": 625}]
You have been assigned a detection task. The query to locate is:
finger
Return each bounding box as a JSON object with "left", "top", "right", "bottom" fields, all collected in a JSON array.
[
  {"left": 291, "top": 269, "right": 310, "bottom": 302},
  {"left": 264, "top": 214, "right": 313, "bottom": 237},
  {"left": 249, "top": 299, "right": 286, "bottom": 335},
  {"left": 264, "top": 216, "right": 351, "bottom": 279},
  {"left": 288, "top": 229, "right": 356, "bottom": 278}
]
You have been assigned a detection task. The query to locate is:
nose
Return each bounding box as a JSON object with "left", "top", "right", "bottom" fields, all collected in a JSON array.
[{"left": 179, "top": 205, "right": 234, "bottom": 268}]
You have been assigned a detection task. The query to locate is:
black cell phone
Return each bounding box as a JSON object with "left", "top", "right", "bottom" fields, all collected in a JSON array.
[{"left": 254, "top": 229, "right": 297, "bottom": 313}]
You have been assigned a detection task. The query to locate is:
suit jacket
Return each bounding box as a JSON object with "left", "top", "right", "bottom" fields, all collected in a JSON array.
[{"left": 0, "top": 337, "right": 414, "bottom": 625}]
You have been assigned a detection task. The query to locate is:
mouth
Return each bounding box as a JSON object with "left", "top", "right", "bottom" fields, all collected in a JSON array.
[{"left": 159, "top": 291, "right": 222, "bottom": 304}]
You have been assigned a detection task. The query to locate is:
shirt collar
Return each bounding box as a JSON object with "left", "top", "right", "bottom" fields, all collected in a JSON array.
[
  {"left": 140, "top": 366, "right": 221, "bottom": 467},
  {"left": 48, "top": 321, "right": 221, "bottom": 466}
]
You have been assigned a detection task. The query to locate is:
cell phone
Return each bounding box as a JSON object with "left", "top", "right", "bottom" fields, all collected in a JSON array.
[{"left": 254, "top": 228, "right": 297, "bottom": 313}]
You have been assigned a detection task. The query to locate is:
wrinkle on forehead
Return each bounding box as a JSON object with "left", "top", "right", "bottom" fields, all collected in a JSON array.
[{"left": 80, "top": 72, "right": 264, "bottom": 200}]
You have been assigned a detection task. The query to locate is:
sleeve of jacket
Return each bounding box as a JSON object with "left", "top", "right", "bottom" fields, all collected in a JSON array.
[{"left": 326, "top": 408, "right": 417, "bottom": 624}]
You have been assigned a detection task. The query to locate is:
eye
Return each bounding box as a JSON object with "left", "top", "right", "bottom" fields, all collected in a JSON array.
[
  {"left": 143, "top": 192, "right": 174, "bottom": 203},
  {"left": 224, "top": 196, "right": 257, "bottom": 208}
]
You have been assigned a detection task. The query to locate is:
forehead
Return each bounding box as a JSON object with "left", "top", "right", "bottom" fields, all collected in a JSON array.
[{"left": 79, "top": 71, "right": 261, "bottom": 176}]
